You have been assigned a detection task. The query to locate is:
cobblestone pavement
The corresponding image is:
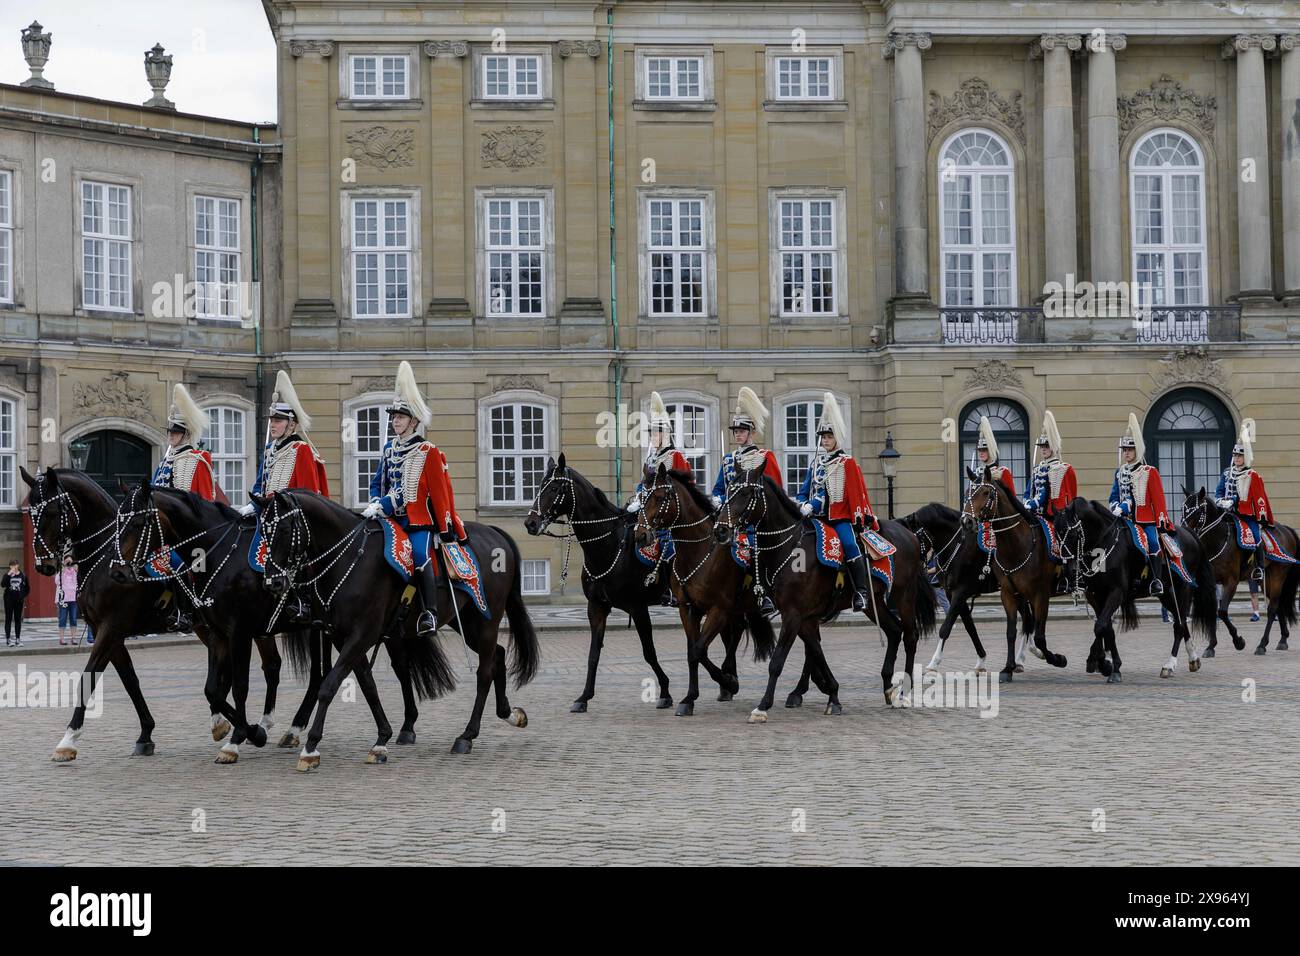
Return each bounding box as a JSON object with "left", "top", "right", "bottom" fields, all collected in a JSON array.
[{"left": 0, "top": 616, "right": 1295, "bottom": 866}]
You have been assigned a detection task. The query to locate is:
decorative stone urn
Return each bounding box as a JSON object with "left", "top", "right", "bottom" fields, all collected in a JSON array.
[
  {"left": 20, "top": 20, "right": 54, "bottom": 89},
  {"left": 143, "top": 42, "right": 175, "bottom": 110}
]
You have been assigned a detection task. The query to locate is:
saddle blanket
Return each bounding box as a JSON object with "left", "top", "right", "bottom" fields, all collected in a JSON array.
[
  {"left": 144, "top": 548, "right": 184, "bottom": 580},
  {"left": 975, "top": 521, "right": 996, "bottom": 555},
  {"left": 730, "top": 530, "right": 754, "bottom": 570},
  {"left": 812, "top": 520, "right": 844, "bottom": 568},
  {"left": 1124, "top": 519, "right": 1162, "bottom": 557},
  {"left": 1037, "top": 516, "right": 1063, "bottom": 564},
  {"left": 1230, "top": 515, "right": 1260, "bottom": 549},
  {"left": 382, "top": 521, "right": 489, "bottom": 619},
  {"left": 635, "top": 531, "right": 675, "bottom": 568},
  {"left": 1261, "top": 528, "right": 1300, "bottom": 565}
]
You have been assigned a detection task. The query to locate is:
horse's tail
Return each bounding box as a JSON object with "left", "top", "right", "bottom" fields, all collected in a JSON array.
[
  {"left": 1019, "top": 600, "right": 1035, "bottom": 637},
  {"left": 283, "top": 628, "right": 315, "bottom": 682},
  {"left": 1119, "top": 576, "right": 1141, "bottom": 631},
  {"left": 402, "top": 614, "right": 458, "bottom": 701},
  {"left": 1189, "top": 542, "right": 1220, "bottom": 641},
  {"left": 497, "top": 527, "right": 541, "bottom": 689},
  {"left": 744, "top": 608, "right": 776, "bottom": 663},
  {"left": 912, "top": 558, "right": 938, "bottom": 638},
  {"left": 1276, "top": 545, "right": 1300, "bottom": 629}
]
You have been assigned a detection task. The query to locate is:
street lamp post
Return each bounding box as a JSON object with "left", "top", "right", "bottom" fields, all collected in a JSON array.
[
  {"left": 878, "top": 431, "right": 901, "bottom": 519},
  {"left": 69, "top": 439, "right": 91, "bottom": 472}
]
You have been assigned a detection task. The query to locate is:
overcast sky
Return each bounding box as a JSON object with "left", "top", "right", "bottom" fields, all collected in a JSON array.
[{"left": 3, "top": 0, "right": 277, "bottom": 121}]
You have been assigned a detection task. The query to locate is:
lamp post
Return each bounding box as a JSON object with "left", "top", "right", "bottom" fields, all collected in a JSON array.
[
  {"left": 878, "top": 431, "right": 901, "bottom": 519},
  {"left": 69, "top": 439, "right": 90, "bottom": 472}
]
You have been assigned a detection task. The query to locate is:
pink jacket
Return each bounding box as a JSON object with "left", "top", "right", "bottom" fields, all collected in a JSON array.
[{"left": 57, "top": 567, "right": 78, "bottom": 604}]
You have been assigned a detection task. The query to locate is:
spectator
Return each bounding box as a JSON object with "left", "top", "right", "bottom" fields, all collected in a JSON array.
[
  {"left": 1248, "top": 576, "right": 1261, "bottom": 623},
  {"left": 57, "top": 556, "right": 80, "bottom": 646},
  {"left": 3, "top": 558, "right": 30, "bottom": 647}
]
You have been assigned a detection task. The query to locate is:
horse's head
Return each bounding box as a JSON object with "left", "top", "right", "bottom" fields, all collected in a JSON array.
[
  {"left": 524, "top": 454, "right": 573, "bottom": 536},
  {"left": 714, "top": 465, "right": 766, "bottom": 544},
  {"left": 1180, "top": 486, "right": 1213, "bottom": 533},
  {"left": 109, "top": 481, "right": 175, "bottom": 584},
  {"left": 961, "top": 465, "right": 999, "bottom": 530},
  {"left": 253, "top": 492, "right": 308, "bottom": 594},
  {"left": 20, "top": 466, "right": 74, "bottom": 575},
  {"left": 634, "top": 463, "right": 676, "bottom": 546}
]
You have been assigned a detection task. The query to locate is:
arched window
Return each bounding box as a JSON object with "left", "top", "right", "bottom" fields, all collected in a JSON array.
[
  {"left": 1130, "top": 130, "right": 1207, "bottom": 311},
  {"left": 776, "top": 391, "right": 851, "bottom": 496},
  {"left": 479, "top": 392, "right": 557, "bottom": 508},
  {"left": 203, "top": 406, "right": 248, "bottom": 507},
  {"left": 959, "top": 398, "right": 1029, "bottom": 497},
  {"left": 344, "top": 400, "right": 394, "bottom": 508},
  {"left": 1143, "top": 388, "right": 1234, "bottom": 522},
  {"left": 939, "top": 130, "right": 1017, "bottom": 311},
  {"left": 661, "top": 398, "right": 712, "bottom": 490}
]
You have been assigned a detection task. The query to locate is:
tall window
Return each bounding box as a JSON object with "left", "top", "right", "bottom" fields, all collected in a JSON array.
[
  {"left": 490, "top": 402, "right": 548, "bottom": 505},
  {"left": 648, "top": 198, "right": 705, "bottom": 316},
  {"left": 959, "top": 398, "right": 1028, "bottom": 498},
  {"left": 939, "top": 130, "right": 1016, "bottom": 309},
  {"left": 351, "top": 197, "right": 410, "bottom": 318},
  {"left": 0, "top": 396, "right": 15, "bottom": 509},
  {"left": 781, "top": 397, "right": 826, "bottom": 496},
  {"left": 350, "top": 54, "right": 409, "bottom": 99},
  {"left": 661, "top": 399, "right": 711, "bottom": 489},
  {"left": 0, "top": 170, "right": 12, "bottom": 304},
  {"left": 645, "top": 56, "right": 702, "bottom": 100},
  {"left": 352, "top": 404, "right": 394, "bottom": 507},
  {"left": 521, "top": 559, "right": 551, "bottom": 596},
  {"left": 194, "top": 196, "right": 240, "bottom": 319},
  {"left": 1145, "top": 388, "right": 1233, "bottom": 522},
  {"left": 774, "top": 57, "right": 832, "bottom": 100},
  {"left": 779, "top": 198, "right": 836, "bottom": 316},
  {"left": 483, "top": 54, "right": 541, "bottom": 100},
  {"left": 82, "top": 181, "right": 132, "bottom": 311},
  {"left": 1130, "top": 129, "right": 1206, "bottom": 309},
  {"left": 485, "top": 197, "right": 544, "bottom": 317},
  {"left": 204, "top": 406, "right": 247, "bottom": 507}
]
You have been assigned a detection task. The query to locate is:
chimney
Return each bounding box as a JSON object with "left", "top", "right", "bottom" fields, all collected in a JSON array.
[
  {"left": 143, "top": 42, "right": 175, "bottom": 110},
  {"left": 20, "top": 20, "right": 53, "bottom": 89}
]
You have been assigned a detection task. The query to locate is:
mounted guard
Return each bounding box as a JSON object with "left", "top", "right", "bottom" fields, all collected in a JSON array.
[
  {"left": 1024, "top": 410, "right": 1077, "bottom": 588},
  {"left": 1109, "top": 412, "right": 1172, "bottom": 595},
  {"left": 241, "top": 370, "right": 329, "bottom": 515},
  {"left": 626, "top": 391, "right": 693, "bottom": 605},
  {"left": 152, "top": 384, "right": 217, "bottom": 501},
  {"left": 971, "top": 415, "right": 1016, "bottom": 497},
  {"left": 1215, "top": 430, "right": 1274, "bottom": 582},
  {"left": 363, "top": 361, "right": 467, "bottom": 637}
]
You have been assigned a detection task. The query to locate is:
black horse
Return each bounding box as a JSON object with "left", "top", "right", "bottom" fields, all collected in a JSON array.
[
  {"left": 21, "top": 466, "right": 281, "bottom": 761},
  {"left": 899, "top": 503, "right": 1036, "bottom": 675},
  {"left": 524, "top": 453, "right": 771, "bottom": 712},
  {"left": 255, "top": 490, "right": 537, "bottom": 763},
  {"left": 111, "top": 481, "right": 433, "bottom": 764},
  {"left": 1054, "top": 497, "right": 1218, "bottom": 681}
]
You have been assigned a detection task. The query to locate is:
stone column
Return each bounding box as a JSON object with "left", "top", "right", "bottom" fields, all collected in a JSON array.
[
  {"left": 288, "top": 40, "right": 336, "bottom": 320},
  {"left": 556, "top": 40, "right": 605, "bottom": 344},
  {"left": 1086, "top": 33, "right": 1125, "bottom": 288},
  {"left": 424, "top": 41, "right": 471, "bottom": 340},
  {"left": 884, "top": 32, "right": 932, "bottom": 299},
  {"left": 1224, "top": 34, "right": 1277, "bottom": 298},
  {"left": 1038, "top": 34, "right": 1082, "bottom": 291},
  {"left": 1280, "top": 34, "right": 1300, "bottom": 301}
]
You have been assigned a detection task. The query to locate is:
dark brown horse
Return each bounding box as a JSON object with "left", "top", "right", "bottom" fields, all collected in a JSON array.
[
  {"left": 717, "top": 466, "right": 936, "bottom": 714},
  {"left": 633, "top": 464, "right": 778, "bottom": 717},
  {"left": 962, "top": 465, "right": 1068, "bottom": 682},
  {"left": 1181, "top": 487, "right": 1298, "bottom": 655}
]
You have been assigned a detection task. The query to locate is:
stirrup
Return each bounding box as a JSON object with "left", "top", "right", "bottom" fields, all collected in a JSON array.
[
  {"left": 853, "top": 590, "right": 869, "bottom": 612},
  {"left": 660, "top": 592, "right": 678, "bottom": 608},
  {"left": 1149, "top": 577, "right": 1164, "bottom": 596},
  {"left": 1251, "top": 565, "right": 1265, "bottom": 582},
  {"left": 416, "top": 610, "right": 438, "bottom": 636},
  {"left": 759, "top": 596, "right": 777, "bottom": 617}
]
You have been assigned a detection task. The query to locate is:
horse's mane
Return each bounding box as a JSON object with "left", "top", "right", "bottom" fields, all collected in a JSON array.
[
  {"left": 564, "top": 463, "right": 619, "bottom": 515},
  {"left": 666, "top": 469, "right": 716, "bottom": 516},
  {"left": 908, "top": 502, "right": 961, "bottom": 528},
  {"left": 992, "top": 474, "right": 1035, "bottom": 523},
  {"left": 761, "top": 474, "right": 803, "bottom": 520},
  {"left": 152, "top": 485, "right": 240, "bottom": 524},
  {"left": 48, "top": 468, "right": 117, "bottom": 513}
]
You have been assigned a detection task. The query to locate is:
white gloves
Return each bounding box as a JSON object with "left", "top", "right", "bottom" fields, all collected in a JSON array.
[
  {"left": 799, "top": 502, "right": 813, "bottom": 517},
  {"left": 362, "top": 500, "right": 382, "bottom": 519},
  {"left": 626, "top": 498, "right": 642, "bottom": 514},
  {"left": 710, "top": 495, "right": 722, "bottom": 511},
  {"left": 237, "top": 502, "right": 255, "bottom": 517},
  {"left": 1110, "top": 503, "right": 1123, "bottom": 517},
  {"left": 1216, "top": 498, "right": 1233, "bottom": 509}
]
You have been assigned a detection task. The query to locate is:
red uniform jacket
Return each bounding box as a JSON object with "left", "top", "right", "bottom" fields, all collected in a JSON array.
[
  {"left": 986, "top": 463, "right": 1016, "bottom": 496},
  {"left": 828, "top": 455, "right": 875, "bottom": 527},
  {"left": 161, "top": 448, "right": 216, "bottom": 501},
  {"left": 283, "top": 442, "right": 330, "bottom": 496},
  {"left": 397, "top": 443, "right": 467, "bottom": 541},
  {"left": 1234, "top": 471, "right": 1274, "bottom": 524}
]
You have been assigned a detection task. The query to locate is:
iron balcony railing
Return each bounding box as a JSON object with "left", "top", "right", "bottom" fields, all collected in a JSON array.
[
  {"left": 939, "top": 307, "right": 1041, "bottom": 345},
  {"left": 937, "top": 304, "right": 1241, "bottom": 345},
  {"left": 1134, "top": 305, "right": 1239, "bottom": 344}
]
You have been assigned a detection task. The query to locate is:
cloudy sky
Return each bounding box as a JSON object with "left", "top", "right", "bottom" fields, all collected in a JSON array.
[{"left": 4, "top": 0, "right": 277, "bottom": 121}]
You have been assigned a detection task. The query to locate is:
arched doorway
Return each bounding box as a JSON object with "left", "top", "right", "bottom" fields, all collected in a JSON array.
[
  {"left": 959, "top": 397, "right": 1029, "bottom": 498},
  {"left": 74, "top": 429, "right": 153, "bottom": 501},
  {"left": 1143, "top": 388, "right": 1234, "bottom": 522}
]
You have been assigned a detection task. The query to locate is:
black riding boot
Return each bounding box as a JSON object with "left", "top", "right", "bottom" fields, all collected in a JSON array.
[
  {"left": 849, "top": 557, "right": 870, "bottom": 613},
  {"left": 155, "top": 590, "right": 193, "bottom": 632},
  {"left": 415, "top": 566, "right": 440, "bottom": 636},
  {"left": 659, "top": 581, "right": 679, "bottom": 608},
  {"left": 1252, "top": 546, "right": 1266, "bottom": 582},
  {"left": 1146, "top": 555, "right": 1164, "bottom": 595}
]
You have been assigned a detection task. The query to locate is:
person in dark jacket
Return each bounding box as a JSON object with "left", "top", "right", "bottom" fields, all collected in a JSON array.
[{"left": 3, "top": 558, "right": 31, "bottom": 647}]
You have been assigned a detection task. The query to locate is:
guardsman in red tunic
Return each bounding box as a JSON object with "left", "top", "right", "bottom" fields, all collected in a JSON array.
[
  {"left": 971, "top": 415, "right": 1016, "bottom": 497},
  {"left": 1216, "top": 432, "right": 1273, "bottom": 581},
  {"left": 796, "top": 393, "right": 876, "bottom": 612},
  {"left": 627, "top": 392, "right": 693, "bottom": 605},
  {"left": 1109, "top": 412, "right": 1172, "bottom": 595},
  {"left": 241, "top": 370, "right": 329, "bottom": 516},
  {"left": 363, "top": 361, "right": 466, "bottom": 637},
  {"left": 1024, "top": 410, "right": 1078, "bottom": 591},
  {"left": 152, "top": 384, "right": 217, "bottom": 501}
]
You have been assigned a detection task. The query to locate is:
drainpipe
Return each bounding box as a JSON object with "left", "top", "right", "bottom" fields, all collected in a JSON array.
[
  {"left": 607, "top": 5, "right": 622, "bottom": 500},
  {"left": 252, "top": 126, "right": 265, "bottom": 457}
]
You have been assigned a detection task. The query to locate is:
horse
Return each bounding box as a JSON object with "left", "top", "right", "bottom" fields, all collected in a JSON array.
[
  {"left": 1181, "top": 487, "right": 1298, "bottom": 656},
  {"left": 254, "top": 490, "right": 537, "bottom": 763},
  {"left": 20, "top": 466, "right": 282, "bottom": 761},
  {"left": 961, "top": 465, "right": 1068, "bottom": 682},
  {"left": 899, "top": 503, "right": 1036, "bottom": 675},
  {"left": 1054, "top": 497, "right": 1218, "bottom": 681},
  {"left": 717, "top": 465, "right": 936, "bottom": 714},
  {"left": 633, "top": 463, "right": 778, "bottom": 717},
  {"left": 110, "top": 481, "right": 431, "bottom": 764},
  {"left": 524, "top": 453, "right": 771, "bottom": 712}
]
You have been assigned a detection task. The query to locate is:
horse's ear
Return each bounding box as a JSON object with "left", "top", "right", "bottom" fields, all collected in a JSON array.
[
  {"left": 983, "top": 465, "right": 993, "bottom": 483},
  {"left": 118, "top": 478, "right": 132, "bottom": 495},
  {"left": 656, "top": 461, "right": 667, "bottom": 479},
  {"left": 554, "top": 452, "right": 564, "bottom": 471},
  {"left": 249, "top": 492, "right": 267, "bottom": 510},
  {"left": 1198, "top": 487, "right": 1207, "bottom": 501},
  {"left": 965, "top": 466, "right": 978, "bottom": 482},
  {"left": 44, "top": 465, "right": 59, "bottom": 487},
  {"left": 1180, "top": 483, "right": 1191, "bottom": 500},
  {"left": 19, "top": 466, "right": 36, "bottom": 488}
]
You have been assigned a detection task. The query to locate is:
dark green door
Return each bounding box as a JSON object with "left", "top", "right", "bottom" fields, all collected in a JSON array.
[{"left": 79, "top": 430, "right": 153, "bottom": 502}]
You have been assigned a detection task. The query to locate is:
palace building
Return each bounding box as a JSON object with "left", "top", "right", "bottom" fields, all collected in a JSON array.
[{"left": 3, "top": 1, "right": 1299, "bottom": 610}]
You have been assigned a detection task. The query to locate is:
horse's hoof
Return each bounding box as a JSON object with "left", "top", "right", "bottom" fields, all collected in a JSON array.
[
  {"left": 296, "top": 753, "right": 320, "bottom": 773},
  {"left": 655, "top": 696, "right": 673, "bottom": 709},
  {"left": 276, "top": 731, "right": 300, "bottom": 749},
  {"left": 51, "top": 746, "right": 78, "bottom": 763},
  {"left": 1254, "top": 646, "right": 1268, "bottom": 656},
  {"left": 998, "top": 671, "right": 1012, "bottom": 684},
  {"left": 1106, "top": 672, "right": 1123, "bottom": 684},
  {"left": 785, "top": 693, "right": 803, "bottom": 709},
  {"left": 1086, "top": 657, "right": 1099, "bottom": 674},
  {"left": 1233, "top": 636, "right": 1246, "bottom": 651},
  {"left": 823, "top": 702, "right": 843, "bottom": 716},
  {"left": 1013, "top": 664, "right": 1025, "bottom": 673},
  {"left": 131, "top": 742, "right": 155, "bottom": 757},
  {"left": 674, "top": 701, "right": 694, "bottom": 717},
  {"left": 975, "top": 665, "right": 987, "bottom": 675},
  {"left": 1278, "top": 640, "right": 1289, "bottom": 651},
  {"left": 364, "top": 746, "right": 388, "bottom": 765},
  {"left": 247, "top": 725, "right": 268, "bottom": 749},
  {"left": 1098, "top": 658, "right": 1113, "bottom": 677},
  {"left": 1188, "top": 658, "right": 1201, "bottom": 673},
  {"left": 1204, "top": 646, "right": 1216, "bottom": 659},
  {"left": 215, "top": 747, "right": 239, "bottom": 765},
  {"left": 508, "top": 707, "right": 528, "bottom": 728},
  {"left": 569, "top": 700, "right": 588, "bottom": 713},
  {"left": 717, "top": 690, "right": 735, "bottom": 702},
  {"left": 1159, "top": 667, "right": 1173, "bottom": 679},
  {"left": 747, "top": 708, "right": 768, "bottom": 724},
  {"left": 450, "top": 738, "right": 473, "bottom": 754},
  {"left": 396, "top": 730, "right": 416, "bottom": 745},
  {"left": 211, "top": 719, "right": 232, "bottom": 742},
  {"left": 1051, "top": 654, "right": 1068, "bottom": 669}
]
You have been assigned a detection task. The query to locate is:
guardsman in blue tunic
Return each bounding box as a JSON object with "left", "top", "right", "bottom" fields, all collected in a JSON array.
[
  {"left": 1109, "top": 413, "right": 1172, "bottom": 595},
  {"left": 1215, "top": 432, "right": 1274, "bottom": 581},
  {"left": 626, "top": 391, "right": 694, "bottom": 605}
]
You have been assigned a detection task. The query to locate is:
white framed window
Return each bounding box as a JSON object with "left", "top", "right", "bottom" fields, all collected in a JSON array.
[
  {"left": 648, "top": 197, "right": 706, "bottom": 316},
  {"left": 349, "top": 54, "right": 410, "bottom": 99},
  {"left": 0, "top": 170, "right": 12, "bottom": 304},
  {"left": 483, "top": 54, "right": 542, "bottom": 100},
  {"left": 776, "top": 57, "right": 832, "bottom": 100},
  {"left": 939, "top": 129, "right": 1017, "bottom": 309},
  {"left": 664, "top": 399, "right": 711, "bottom": 489},
  {"left": 1130, "top": 129, "right": 1207, "bottom": 310},
  {"left": 521, "top": 559, "right": 550, "bottom": 596},
  {"left": 647, "top": 56, "right": 702, "bottom": 100},
  {"left": 778, "top": 198, "right": 837, "bottom": 316},
  {"left": 353, "top": 403, "right": 394, "bottom": 507},
  {"left": 350, "top": 197, "right": 411, "bottom": 318},
  {"left": 0, "top": 394, "right": 16, "bottom": 509},
  {"left": 778, "top": 392, "right": 851, "bottom": 496},
  {"left": 488, "top": 402, "right": 548, "bottom": 505},
  {"left": 81, "top": 180, "right": 132, "bottom": 312},
  {"left": 194, "top": 196, "right": 241, "bottom": 320},
  {"left": 485, "top": 197, "right": 545, "bottom": 317},
  {"left": 203, "top": 406, "right": 247, "bottom": 507}
]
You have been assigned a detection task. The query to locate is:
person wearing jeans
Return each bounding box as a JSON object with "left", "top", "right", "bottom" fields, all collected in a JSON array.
[
  {"left": 57, "top": 557, "right": 79, "bottom": 646},
  {"left": 3, "top": 559, "right": 30, "bottom": 647}
]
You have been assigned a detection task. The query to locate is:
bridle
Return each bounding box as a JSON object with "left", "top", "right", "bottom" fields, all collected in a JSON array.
[
  {"left": 1056, "top": 504, "right": 1123, "bottom": 595},
  {"left": 526, "top": 467, "right": 627, "bottom": 586},
  {"left": 634, "top": 469, "right": 718, "bottom": 586},
  {"left": 257, "top": 491, "right": 370, "bottom": 628},
  {"left": 716, "top": 472, "right": 805, "bottom": 599},
  {"left": 1182, "top": 496, "right": 1231, "bottom": 562},
  {"left": 962, "top": 478, "right": 1037, "bottom": 577}
]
